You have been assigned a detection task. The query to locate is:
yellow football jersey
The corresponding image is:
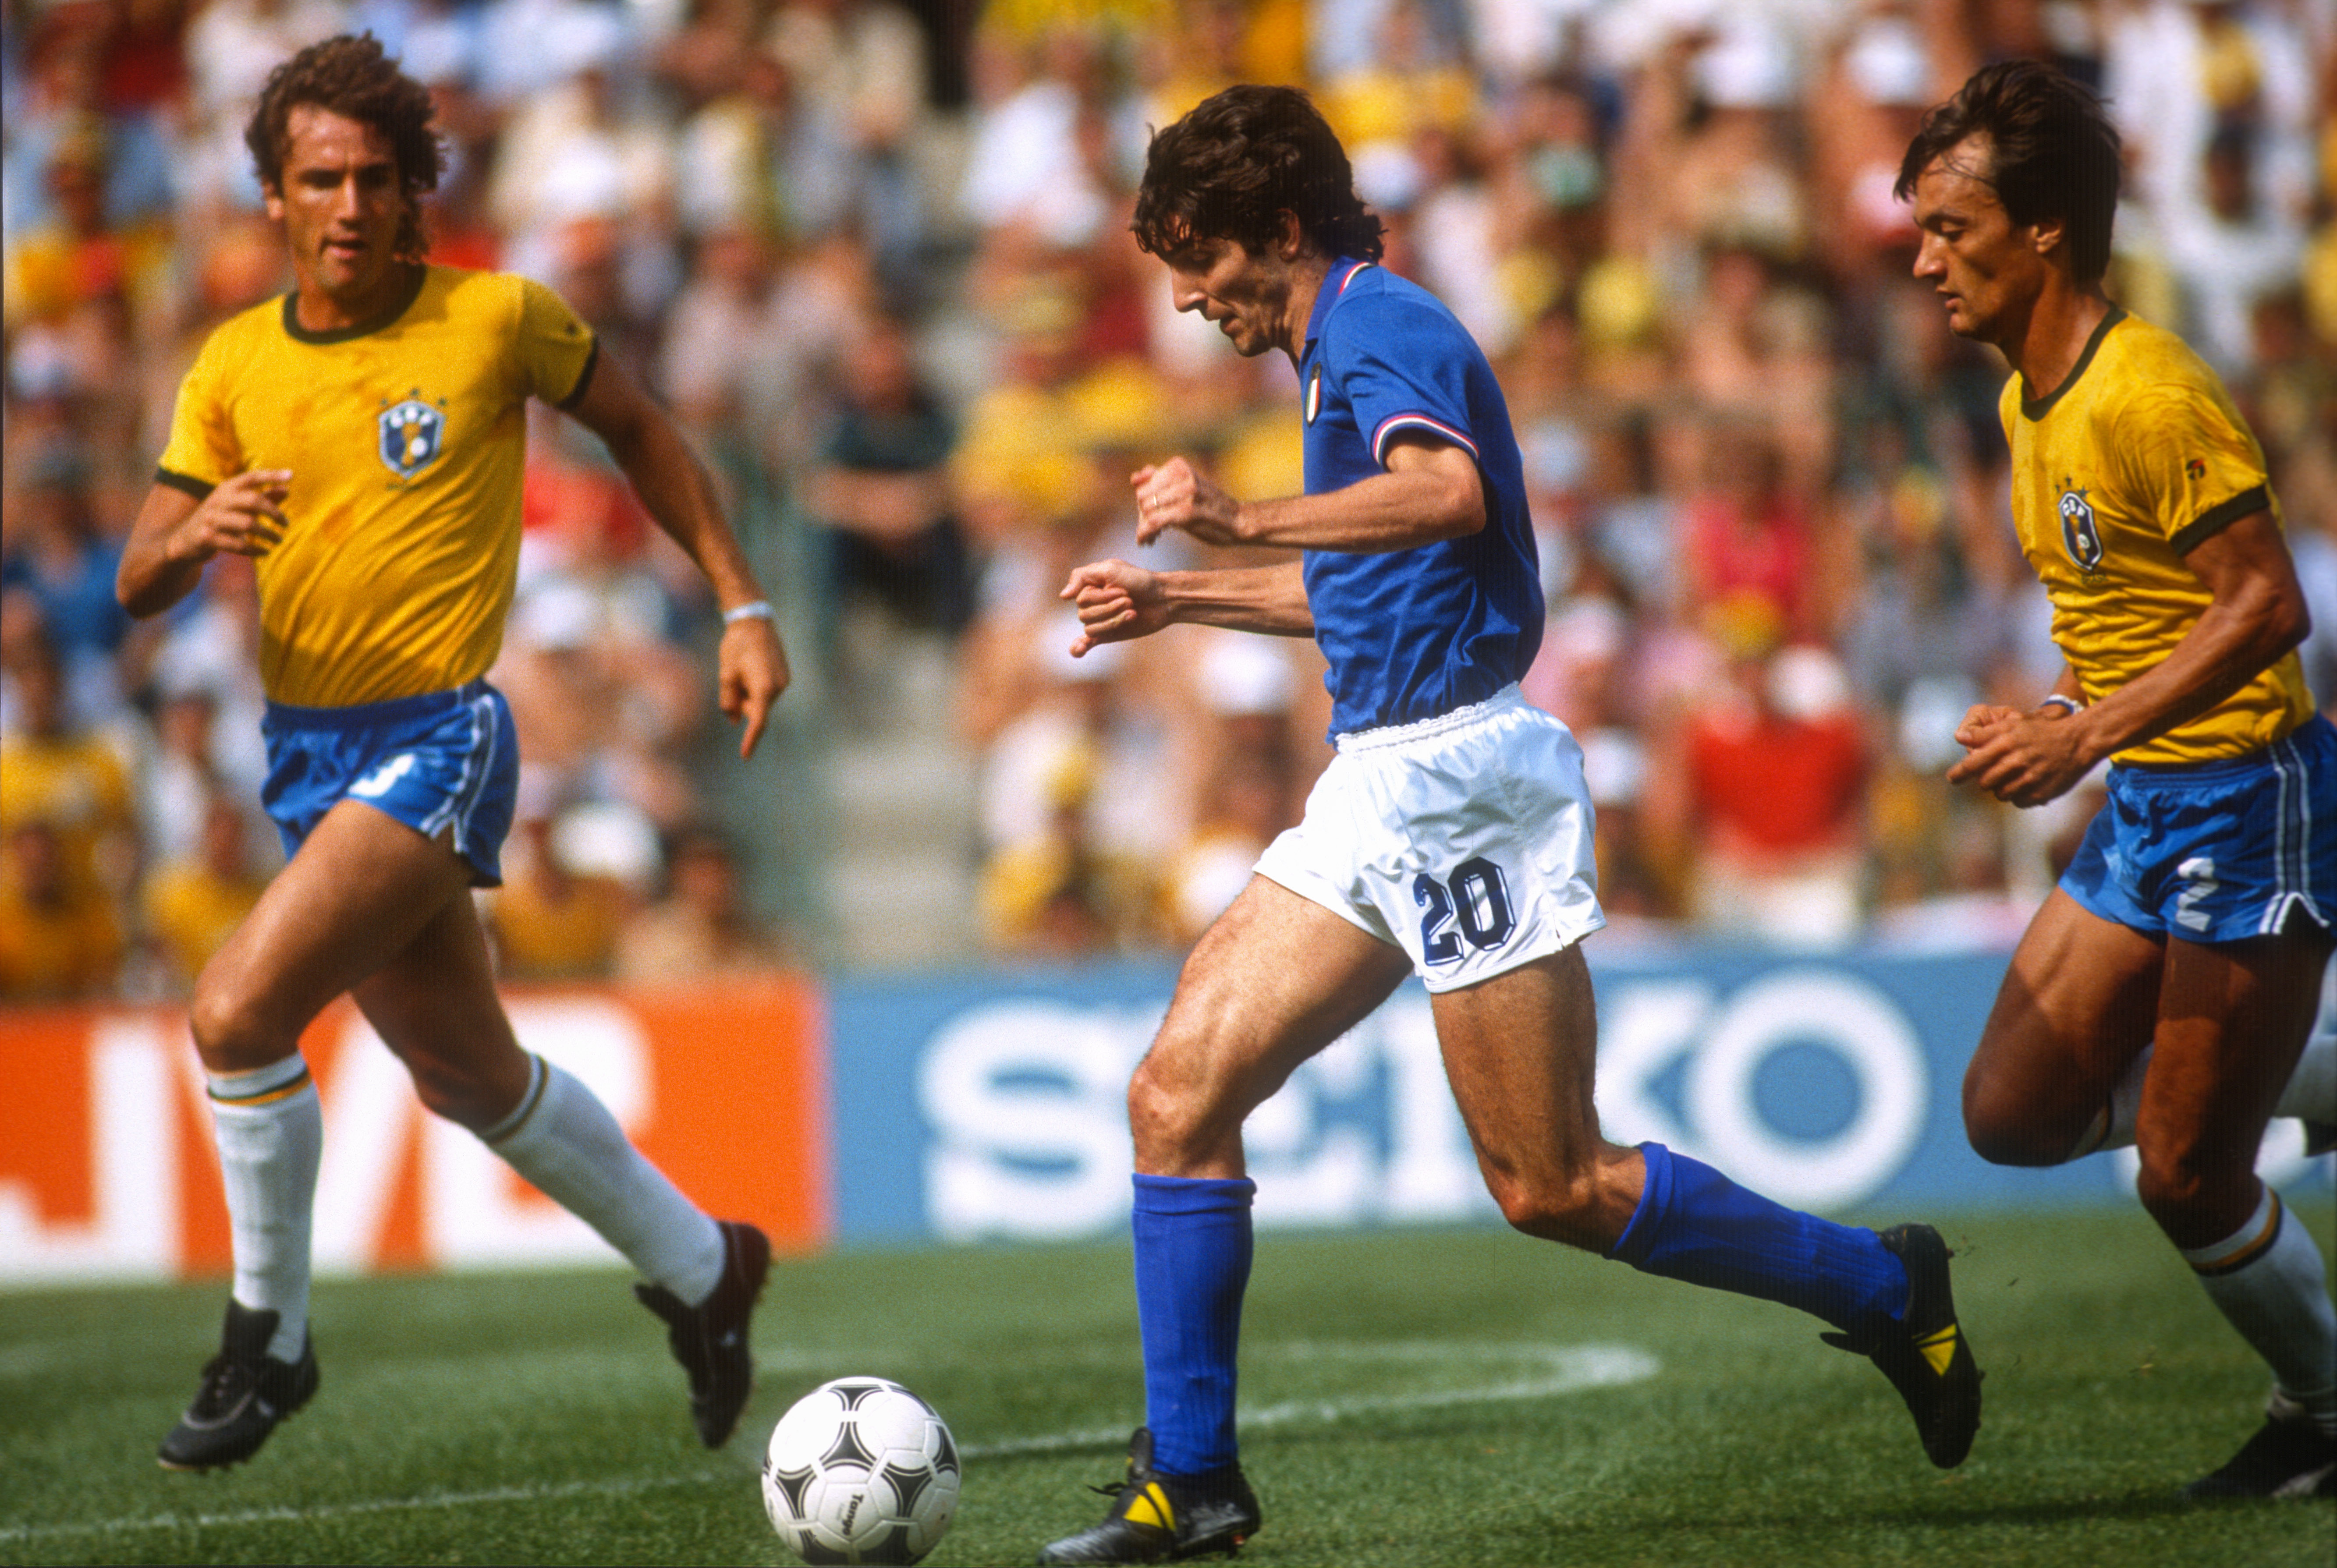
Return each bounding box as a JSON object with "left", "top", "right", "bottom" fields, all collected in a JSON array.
[
  {"left": 157, "top": 265, "right": 597, "bottom": 708},
  {"left": 2002, "top": 306, "right": 2309, "bottom": 766}
]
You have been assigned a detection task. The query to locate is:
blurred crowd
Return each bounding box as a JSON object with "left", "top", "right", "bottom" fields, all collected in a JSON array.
[{"left": 3, "top": 0, "right": 2333, "bottom": 996}]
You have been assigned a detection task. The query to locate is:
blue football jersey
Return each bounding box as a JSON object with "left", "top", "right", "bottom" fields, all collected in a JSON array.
[{"left": 1296, "top": 261, "right": 1543, "bottom": 736}]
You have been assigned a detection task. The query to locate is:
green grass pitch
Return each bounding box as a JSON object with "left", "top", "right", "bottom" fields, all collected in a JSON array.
[{"left": 4, "top": 1206, "right": 2332, "bottom": 1566}]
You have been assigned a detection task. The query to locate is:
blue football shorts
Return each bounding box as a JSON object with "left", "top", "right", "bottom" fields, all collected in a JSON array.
[
  {"left": 2061, "top": 712, "right": 2336, "bottom": 943},
  {"left": 259, "top": 679, "right": 521, "bottom": 887}
]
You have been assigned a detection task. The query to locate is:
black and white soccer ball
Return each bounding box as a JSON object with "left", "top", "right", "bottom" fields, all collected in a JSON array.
[{"left": 762, "top": 1377, "right": 959, "bottom": 1565}]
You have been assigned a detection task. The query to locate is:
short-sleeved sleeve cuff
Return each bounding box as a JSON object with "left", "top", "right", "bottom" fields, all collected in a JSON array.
[
  {"left": 555, "top": 336, "right": 600, "bottom": 410},
  {"left": 2170, "top": 483, "right": 2270, "bottom": 555},
  {"left": 155, "top": 467, "right": 216, "bottom": 501},
  {"left": 1369, "top": 412, "right": 1479, "bottom": 467}
]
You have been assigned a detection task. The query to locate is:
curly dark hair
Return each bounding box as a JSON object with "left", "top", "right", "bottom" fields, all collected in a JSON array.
[
  {"left": 245, "top": 34, "right": 445, "bottom": 262},
  {"left": 1895, "top": 58, "right": 2121, "bottom": 283},
  {"left": 1132, "top": 85, "right": 1385, "bottom": 263}
]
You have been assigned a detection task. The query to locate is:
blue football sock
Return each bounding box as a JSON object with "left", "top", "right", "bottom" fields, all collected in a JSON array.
[
  {"left": 1606, "top": 1142, "right": 1908, "bottom": 1339},
  {"left": 1132, "top": 1173, "right": 1255, "bottom": 1478}
]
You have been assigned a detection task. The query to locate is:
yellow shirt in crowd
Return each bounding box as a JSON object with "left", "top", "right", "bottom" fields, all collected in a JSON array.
[
  {"left": 157, "top": 265, "right": 598, "bottom": 708},
  {"left": 2002, "top": 307, "right": 2310, "bottom": 766}
]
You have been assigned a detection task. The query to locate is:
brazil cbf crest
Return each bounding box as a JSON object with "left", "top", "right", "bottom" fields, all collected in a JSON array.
[
  {"left": 2057, "top": 486, "right": 2103, "bottom": 571},
  {"left": 378, "top": 390, "right": 448, "bottom": 481}
]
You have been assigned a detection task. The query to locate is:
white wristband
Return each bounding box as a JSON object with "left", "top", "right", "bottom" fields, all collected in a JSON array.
[
  {"left": 722, "top": 599, "right": 774, "bottom": 626},
  {"left": 2037, "top": 693, "right": 2082, "bottom": 716}
]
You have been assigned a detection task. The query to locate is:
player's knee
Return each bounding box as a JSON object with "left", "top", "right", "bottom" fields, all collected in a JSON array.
[
  {"left": 2132, "top": 1148, "right": 2225, "bottom": 1225},
  {"left": 403, "top": 1054, "right": 505, "bottom": 1130},
  {"left": 1485, "top": 1168, "right": 1607, "bottom": 1248},
  {"left": 187, "top": 971, "right": 293, "bottom": 1073},
  {"left": 1961, "top": 1076, "right": 2069, "bottom": 1167},
  {"left": 1128, "top": 1052, "right": 1220, "bottom": 1161}
]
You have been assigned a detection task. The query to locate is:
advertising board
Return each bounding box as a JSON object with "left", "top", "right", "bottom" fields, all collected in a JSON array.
[
  {"left": 829, "top": 949, "right": 2331, "bottom": 1244},
  {"left": 0, "top": 983, "right": 826, "bottom": 1285}
]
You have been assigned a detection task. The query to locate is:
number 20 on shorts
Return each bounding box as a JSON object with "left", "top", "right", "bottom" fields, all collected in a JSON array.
[{"left": 1413, "top": 857, "right": 1516, "bottom": 964}]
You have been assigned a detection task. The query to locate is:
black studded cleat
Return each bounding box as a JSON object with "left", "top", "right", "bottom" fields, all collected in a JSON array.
[
  {"left": 156, "top": 1300, "right": 319, "bottom": 1471},
  {"left": 1037, "top": 1428, "right": 1261, "bottom": 1564},
  {"left": 634, "top": 1219, "right": 770, "bottom": 1447},
  {"left": 1822, "top": 1223, "right": 1983, "bottom": 1469},
  {"left": 2183, "top": 1412, "right": 2337, "bottom": 1500}
]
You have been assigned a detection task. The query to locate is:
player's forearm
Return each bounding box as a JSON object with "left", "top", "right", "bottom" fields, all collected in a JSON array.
[
  {"left": 1160, "top": 563, "right": 1314, "bottom": 636},
  {"left": 1233, "top": 466, "right": 1482, "bottom": 552},
  {"left": 117, "top": 542, "right": 206, "bottom": 619},
  {"left": 607, "top": 419, "right": 768, "bottom": 610},
  {"left": 2067, "top": 588, "right": 2307, "bottom": 759},
  {"left": 117, "top": 488, "right": 210, "bottom": 618}
]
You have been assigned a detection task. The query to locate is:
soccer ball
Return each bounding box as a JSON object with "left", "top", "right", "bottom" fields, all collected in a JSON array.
[{"left": 762, "top": 1377, "right": 960, "bottom": 1565}]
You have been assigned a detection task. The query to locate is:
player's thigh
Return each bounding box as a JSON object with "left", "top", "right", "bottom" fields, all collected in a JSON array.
[
  {"left": 1963, "top": 888, "right": 2164, "bottom": 1163},
  {"left": 192, "top": 799, "right": 474, "bottom": 1069},
  {"left": 352, "top": 888, "right": 532, "bottom": 1129},
  {"left": 2136, "top": 927, "right": 2333, "bottom": 1237},
  {"left": 1133, "top": 874, "right": 1412, "bottom": 1173},
  {"left": 1431, "top": 944, "right": 1639, "bottom": 1240}
]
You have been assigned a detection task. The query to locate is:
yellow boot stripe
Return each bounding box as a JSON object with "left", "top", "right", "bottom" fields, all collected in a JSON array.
[
  {"left": 1124, "top": 1483, "right": 1174, "bottom": 1532},
  {"left": 1916, "top": 1325, "right": 1959, "bottom": 1377}
]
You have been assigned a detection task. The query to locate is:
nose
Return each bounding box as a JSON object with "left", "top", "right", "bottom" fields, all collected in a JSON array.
[
  {"left": 1912, "top": 234, "right": 1945, "bottom": 282},
  {"left": 1171, "top": 276, "right": 1206, "bottom": 314}
]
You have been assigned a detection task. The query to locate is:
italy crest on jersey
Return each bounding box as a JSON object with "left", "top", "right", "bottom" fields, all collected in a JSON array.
[
  {"left": 2057, "top": 487, "right": 2103, "bottom": 571},
  {"left": 378, "top": 394, "right": 447, "bottom": 481}
]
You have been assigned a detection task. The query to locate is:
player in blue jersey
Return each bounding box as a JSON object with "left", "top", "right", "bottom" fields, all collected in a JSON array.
[{"left": 1034, "top": 85, "right": 1984, "bottom": 1565}]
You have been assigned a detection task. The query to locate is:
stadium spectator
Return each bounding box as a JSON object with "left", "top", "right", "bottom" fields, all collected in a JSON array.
[
  {"left": 0, "top": 0, "right": 2323, "bottom": 967},
  {"left": 486, "top": 806, "right": 634, "bottom": 980},
  {"left": 141, "top": 791, "right": 273, "bottom": 991},
  {"left": 806, "top": 313, "right": 971, "bottom": 636},
  {"left": 1655, "top": 626, "right": 1871, "bottom": 945},
  {"left": 617, "top": 824, "right": 789, "bottom": 980},
  {"left": 0, "top": 817, "right": 124, "bottom": 999},
  {"left": 0, "top": 630, "right": 136, "bottom": 924}
]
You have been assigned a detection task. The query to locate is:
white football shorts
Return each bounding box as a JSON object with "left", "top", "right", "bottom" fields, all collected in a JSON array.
[{"left": 1253, "top": 684, "right": 1605, "bottom": 992}]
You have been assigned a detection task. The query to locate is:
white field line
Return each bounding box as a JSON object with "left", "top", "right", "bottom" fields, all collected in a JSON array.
[{"left": 0, "top": 1342, "right": 1658, "bottom": 1544}]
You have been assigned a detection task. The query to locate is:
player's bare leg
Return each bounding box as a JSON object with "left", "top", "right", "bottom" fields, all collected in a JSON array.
[
  {"left": 2141, "top": 928, "right": 2337, "bottom": 1497},
  {"left": 1428, "top": 944, "right": 1639, "bottom": 1249},
  {"left": 1962, "top": 889, "right": 2165, "bottom": 1165},
  {"left": 1435, "top": 943, "right": 1982, "bottom": 1469},
  {"left": 1130, "top": 876, "right": 1414, "bottom": 1178},
  {"left": 352, "top": 861, "right": 767, "bottom": 1448},
  {"left": 162, "top": 801, "right": 477, "bottom": 1469},
  {"left": 1043, "top": 878, "right": 1409, "bottom": 1564}
]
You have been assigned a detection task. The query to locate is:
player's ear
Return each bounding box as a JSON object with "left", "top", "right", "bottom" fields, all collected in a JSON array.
[
  {"left": 1275, "top": 210, "right": 1305, "bottom": 260},
  {"left": 2029, "top": 211, "right": 2067, "bottom": 262},
  {"left": 261, "top": 181, "right": 286, "bottom": 222}
]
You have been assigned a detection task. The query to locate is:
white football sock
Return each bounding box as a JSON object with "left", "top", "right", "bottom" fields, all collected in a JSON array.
[
  {"left": 482, "top": 1055, "right": 724, "bottom": 1304},
  {"left": 2182, "top": 1187, "right": 2337, "bottom": 1436},
  {"left": 207, "top": 1055, "right": 323, "bottom": 1364},
  {"left": 2068, "top": 1049, "right": 2151, "bottom": 1159}
]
